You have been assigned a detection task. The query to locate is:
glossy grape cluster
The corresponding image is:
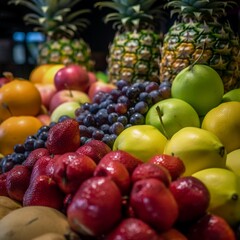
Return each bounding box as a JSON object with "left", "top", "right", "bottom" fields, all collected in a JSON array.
[
  {"left": 0, "top": 124, "right": 54, "bottom": 173},
  {"left": 76, "top": 80, "right": 171, "bottom": 148},
  {"left": 0, "top": 80, "right": 171, "bottom": 174}
]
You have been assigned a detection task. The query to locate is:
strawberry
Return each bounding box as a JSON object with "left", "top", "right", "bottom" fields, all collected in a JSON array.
[
  {"left": 0, "top": 173, "right": 9, "bottom": 197},
  {"left": 131, "top": 162, "right": 172, "bottom": 187},
  {"left": 6, "top": 165, "right": 31, "bottom": 202},
  {"left": 148, "top": 154, "right": 186, "bottom": 181},
  {"left": 23, "top": 175, "right": 65, "bottom": 210},
  {"left": 30, "top": 154, "right": 59, "bottom": 182},
  {"left": 76, "top": 139, "right": 111, "bottom": 164},
  {"left": 98, "top": 150, "right": 143, "bottom": 175},
  {"left": 94, "top": 158, "right": 131, "bottom": 195},
  {"left": 46, "top": 119, "right": 80, "bottom": 155},
  {"left": 23, "top": 148, "right": 50, "bottom": 169}
]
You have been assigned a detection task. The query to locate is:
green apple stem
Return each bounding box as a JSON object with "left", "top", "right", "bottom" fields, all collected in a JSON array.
[{"left": 156, "top": 106, "right": 170, "bottom": 140}]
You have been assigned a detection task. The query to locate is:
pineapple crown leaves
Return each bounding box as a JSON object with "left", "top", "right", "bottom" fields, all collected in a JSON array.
[
  {"left": 165, "top": 0, "right": 238, "bottom": 21},
  {"left": 95, "top": 0, "right": 167, "bottom": 30},
  {"left": 8, "top": 0, "right": 91, "bottom": 38}
]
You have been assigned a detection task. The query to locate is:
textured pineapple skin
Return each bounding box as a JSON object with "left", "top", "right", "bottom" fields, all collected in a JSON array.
[
  {"left": 160, "top": 21, "right": 240, "bottom": 92},
  {"left": 108, "top": 29, "right": 161, "bottom": 84},
  {"left": 38, "top": 38, "right": 94, "bottom": 70}
]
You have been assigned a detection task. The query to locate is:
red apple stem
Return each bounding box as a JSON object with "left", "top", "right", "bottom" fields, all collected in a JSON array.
[
  {"left": 156, "top": 106, "right": 170, "bottom": 140},
  {"left": 64, "top": 83, "right": 73, "bottom": 98}
]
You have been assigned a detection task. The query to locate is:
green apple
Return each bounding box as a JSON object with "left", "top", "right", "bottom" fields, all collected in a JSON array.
[
  {"left": 50, "top": 101, "right": 80, "bottom": 122},
  {"left": 145, "top": 98, "right": 200, "bottom": 139},
  {"left": 222, "top": 88, "right": 240, "bottom": 102},
  {"left": 171, "top": 64, "right": 224, "bottom": 116},
  {"left": 112, "top": 125, "right": 168, "bottom": 162}
]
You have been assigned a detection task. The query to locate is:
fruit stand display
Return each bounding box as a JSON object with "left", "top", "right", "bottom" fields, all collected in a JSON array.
[{"left": 0, "top": 0, "right": 239, "bottom": 239}]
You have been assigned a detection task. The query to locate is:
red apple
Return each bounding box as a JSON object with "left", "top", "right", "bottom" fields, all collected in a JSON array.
[
  {"left": 88, "top": 81, "right": 116, "bottom": 101},
  {"left": 87, "top": 71, "right": 98, "bottom": 85},
  {"left": 37, "top": 114, "right": 51, "bottom": 125},
  {"left": 49, "top": 89, "right": 90, "bottom": 113},
  {"left": 34, "top": 83, "right": 57, "bottom": 110},
  {"left": 54, "top": 64, "right": 90, "bottom": 92},
  {"left": 0, "top": 77, "right": 11, "bottom": 87},
  {"left": 0, "top": 72, "right": 13, "bottom": 87}
]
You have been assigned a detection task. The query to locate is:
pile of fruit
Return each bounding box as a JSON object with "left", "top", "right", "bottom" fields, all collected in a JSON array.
[{"left": 0, "top": 0, "right": 240, "bottom": 239}]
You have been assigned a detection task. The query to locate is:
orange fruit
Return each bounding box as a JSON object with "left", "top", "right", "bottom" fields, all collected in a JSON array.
[
  {"left": 41, "top": 64, "right": 65, "bottom": 84},
  {"left": 0, "top": 80, "right": 42, "bottom": 123},
  {"left": 29, "top": 64, "right": 54, "bottom": 84},
  {"left": 0, "top": 116, "right": 43, "bottom": 155}
]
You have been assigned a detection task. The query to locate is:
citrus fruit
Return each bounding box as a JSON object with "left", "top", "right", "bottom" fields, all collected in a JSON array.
[
  {"left": 226, "top": 149, "right": 240, "bottom": 176},
  {"left": 113, "top": 125, "right": 168, "bottom": 162},
  {"left": 0, "top": 80, "right": 42, "bottom": 123},
  {"left": 163, "top": 127, "right": 227, "bottom": 176},
  {"left": 0, "top": 116, "right": 43, "bottom": 155},
  {"left": 145, "top": 98, "right": 200, "bottom": 139},
  {"left": 201, "top": 101, "right": 240, "bottom": 153},
  {"left": 193, "top": 168, "right": 240, "bottom": 226},
  {"left": 171, "top": 64, "right": 224, "bottom": 116},
  {"left": 29, "top": 64, "right": 54, "bottom": 84},
  {"left": 41, "top": 64, "right": 65, "bottom": 84}
]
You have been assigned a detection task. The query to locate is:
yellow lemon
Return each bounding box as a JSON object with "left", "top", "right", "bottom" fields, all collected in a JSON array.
[
  {"left": 201, "top": 101, "right": 240, "bottom": 153},
  {"left": 193, "top": 168, "right": 240, "bottom": 226},
  {"left": 29, "top": 64, "right": 54, "bottom": 84},
  {"left": 226, "top": 149, "right": 240, "bottom": 176},
  {"left": 163, "top": 127, "right": 226, "bottom": 176},
  {"left": 41, "top": 64, "right": 65, "bottom": 84}
]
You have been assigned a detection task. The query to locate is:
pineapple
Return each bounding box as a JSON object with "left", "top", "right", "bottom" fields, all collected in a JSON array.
[
  {"left": 95, "top": 0, "right": 165, "bottom": 84},
  {"left": 160, "top": 0, "right": 240, "bottom": 92},
  {"left": 9, "top": 0, "right": 94, "bottom": 70}
]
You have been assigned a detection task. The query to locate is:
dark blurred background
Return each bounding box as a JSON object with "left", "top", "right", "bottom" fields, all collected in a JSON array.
[{"left": 0, "top": 0, "right": 239, "bottom": 79}]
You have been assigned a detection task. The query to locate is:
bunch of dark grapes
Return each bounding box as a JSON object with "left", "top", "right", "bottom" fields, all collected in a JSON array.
[
  {"left": 0, "top": 124, "right": 54, "bottom": 173},
  {"left": 75, "top": 80, "right": 171, "bottom": 148},
  {"left": 0, "top": 80, "right": 171, "bottom": 174}
]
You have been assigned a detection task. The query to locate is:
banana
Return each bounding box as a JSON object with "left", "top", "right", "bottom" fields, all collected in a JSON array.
[
  {"left": 164, "top": 127, "right": 227, "bottom": 176},
  {"left": 0, "top": 196, "right": 22, "bottom": 220}
]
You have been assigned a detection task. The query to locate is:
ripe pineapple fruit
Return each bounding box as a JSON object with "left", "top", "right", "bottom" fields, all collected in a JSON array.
[
  {"left": 9, "top": 0, "right": 94, "bottom": 70},
  {"left": 95, "top": 0, "right": 165, "bottom": 84},
  {"left": 160, "top": 0, "right": 240, "bottom": 92}
]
